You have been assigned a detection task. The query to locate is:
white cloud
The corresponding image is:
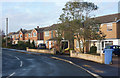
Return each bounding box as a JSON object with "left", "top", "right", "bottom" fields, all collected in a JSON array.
[{"left": 1, "top": 1, "right": 119, "bottom": 34}]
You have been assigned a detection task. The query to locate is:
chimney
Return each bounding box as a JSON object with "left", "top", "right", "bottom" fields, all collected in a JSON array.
[
  {"left": 20, "top": 28, "right": 22, "bottom": 31},
  {"left": 37, "top": 26, "right": 39, "bottom": 28}
]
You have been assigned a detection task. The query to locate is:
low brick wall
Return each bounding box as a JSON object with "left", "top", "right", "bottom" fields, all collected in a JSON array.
[
  {"left": 70, "top": 50, "right": 104, "bottom": 64},
  {"left": 26, "top": 47, "right": 56, "bottom": 54}
]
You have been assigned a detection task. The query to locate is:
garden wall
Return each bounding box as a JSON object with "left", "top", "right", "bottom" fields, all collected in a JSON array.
[
  {"left": 70, "top": 50, "right": 105, "bottom": 64},
  {"left": 26, "top": 47, "right": 56, "bottom": 54}
]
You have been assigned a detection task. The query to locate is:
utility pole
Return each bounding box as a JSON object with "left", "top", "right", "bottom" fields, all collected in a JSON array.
[{"left": 6, "top": 18, "right": 8, "bottom": 47}]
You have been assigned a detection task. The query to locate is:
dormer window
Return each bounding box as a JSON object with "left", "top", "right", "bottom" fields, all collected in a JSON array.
[{"left": 107, "top": 23, "right": 112, "bottom": 31}]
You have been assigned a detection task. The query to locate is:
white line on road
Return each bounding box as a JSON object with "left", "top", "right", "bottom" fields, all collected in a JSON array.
[
  {"left": 20, "top": 61, "right": 23, "bottom": 67},
  {"left": 15, "top": 56, "right": 20, "bottom": 60},
  {"left": 15, "top": 56, "right": 23, "bottom": 67},
  {"left": 6, "top": 72, "right": 15, "bottom": 78},
  {"left": 51, "top": 57, "right": 102, "bottom": 78}
]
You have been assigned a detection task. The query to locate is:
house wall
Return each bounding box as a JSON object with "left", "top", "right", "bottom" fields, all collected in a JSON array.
[
  {"left": 44, "top": 30, "right": 56, "bottom": 49},
  {"left": 38, "top": 32, "right": 44, "bottom": 40},
  {"left": 100, "top": 22, "right": 117, "bottom": 39},
  {"left": 31, "top": 29, "right": 38, "bottom": 41},
  {"left": 19, "top": 31, "right": 24, "bottom": 41},
  {"left": 25, "top": 33, "right": 29, "bottom": 41},
  {"left": 74, "top": 22, "right": 120, "bottom": 53}
]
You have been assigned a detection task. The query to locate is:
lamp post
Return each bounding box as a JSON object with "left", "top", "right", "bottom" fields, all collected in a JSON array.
[{"left": 6, "top": 18, "right": 8, "bottom": 47}]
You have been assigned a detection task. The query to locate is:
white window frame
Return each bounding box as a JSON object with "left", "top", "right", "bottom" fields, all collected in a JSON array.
[
  {"left": 33, "top": 32, "right": 37, "bottom": 37},
  {"left": 76, "top": 40, "right": 83, "bottom": 48},
  {"left": 20, "top": 34, "right": 22, "bottom": 38},
  {"left": 29, "top": 33, "right": 31, "bottom": 37},
  {"left": 45, "top": 31, "right": 49, "bottom": 36}
]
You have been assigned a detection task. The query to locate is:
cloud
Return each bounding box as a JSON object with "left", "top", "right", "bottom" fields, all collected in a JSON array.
[
  {"left": 1, "top": 1, "right": 119, "bottom": 34},
  {"left": 2, "top": 2, "right": 64, "bottom": 33}
]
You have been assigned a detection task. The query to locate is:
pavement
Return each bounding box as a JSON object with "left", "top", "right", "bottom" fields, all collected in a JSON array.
[
  {"left": 2, "top": 48, "right": 120, "bottom": 78},
  {"left": 2, "top": 49, "right": 94, "bottom": 78},
  {"left": 53, "top": 55, "right": 120, "bottom": 77}
]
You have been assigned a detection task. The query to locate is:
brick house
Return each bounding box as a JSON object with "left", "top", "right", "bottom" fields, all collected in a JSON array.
[
  {"left": 30, "top": 26, "right": 44, "bottom": 46},
  {"left": 74, "top": 13, "right": 120, "bottom": 53},
  {"left": 9, "top": 24, "right": 69, "bottom": 49},
  {"left": 43, "top": 25, "right": 58, "bottom": 49}
]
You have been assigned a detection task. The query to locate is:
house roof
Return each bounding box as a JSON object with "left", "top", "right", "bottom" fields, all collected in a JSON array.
[
  {"left": 21, "top": 29, "right": 27, "bottom": 34},
  {"left": 34, "top": 24, "right": 59, "bottom": 32},
  {"left": 42, "top": 24, "right": 59, "bottom": 31},
  {"left": 95, "top": 13, "right": 120, "bottom": 23},
  {"left": 8, "top": 32, "right": 15, "bottom": 36},
  {"left": 25, "top": 30, "right": 32, "bottom": 33}
]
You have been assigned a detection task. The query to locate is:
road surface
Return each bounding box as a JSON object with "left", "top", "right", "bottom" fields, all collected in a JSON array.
[{"left": 2, "top": 49, "right": 93, "bottom": 77}]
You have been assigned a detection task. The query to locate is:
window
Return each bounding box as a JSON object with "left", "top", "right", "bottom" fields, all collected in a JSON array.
[
  {"left": 33, "top": 32, "right": 37, "bottom": 37},
  {"left": 31, "top": 33, "right": 32, "bottom": 37},
  {"left": 20, "top": 34, "right": 22, "bottom": 38},
  {"left": 25, "top": 34, "right": 27, "bottom": 37},
  {"left": 51, "top": 31, "right": 53, "bottom": 38},
  {"left": 15, "top": 35, "right": 16, "bottom": 39},
  {"left": 10, "top": 36, "right": 12, "bottom": 38},
  {"left": 76, "top": 41, "right": 83, "bottom": 48},
  {"left": 45, "top": 31, "right": 49, "bottom": 36},
  {"left": 12, "top": 35, "right": 14, "bottom": 38},
  {"left": 29, "top": 33, "right": 31, "bottom": 37},
  {"left": 16, "top": 34, "right": 19, "bottom": 38},
  {"left": 45, "top": 41, "right": 48, "bottom": 47},
  {"left": 107, "top": 23, "right": 112, "bottom": 31},
  {"left": 76, "top": 41, "right": 79, "bottom": 48},
  {"left": 55, "top": 30, "right": 58, "bottom": 37}
]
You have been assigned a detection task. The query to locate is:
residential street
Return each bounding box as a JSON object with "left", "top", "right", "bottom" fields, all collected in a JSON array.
[{"left": 2, "top": 49, "right": 93, "bottom": 77}]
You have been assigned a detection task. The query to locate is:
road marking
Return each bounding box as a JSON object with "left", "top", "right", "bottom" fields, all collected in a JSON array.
[
  {"left": 15, "top": 56, "right": 23, "bottom": 67},
  {"left": 20, "top": 61, "right": 23, "bottom": 67},
  {"left": 15, "top": 56, "right": 20, "bottom": 60},
  {"left": 6, "top": 72, "right": 15, "bottom": 78},
  {"left": 51, "top": 57, "right": 102, "bottom": 78}
]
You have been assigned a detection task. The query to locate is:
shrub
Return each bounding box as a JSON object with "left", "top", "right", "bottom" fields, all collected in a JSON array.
[
  {"left": 18, "top": 41, "right": 26, "bottom": 50},
  {"left": 90, "top": 46, "right": 97, "bottom": 54}
]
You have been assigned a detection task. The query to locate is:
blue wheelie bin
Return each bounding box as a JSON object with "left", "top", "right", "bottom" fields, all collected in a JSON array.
[{"left": 104, "top": 49, "right": 113, "bottom": 64}]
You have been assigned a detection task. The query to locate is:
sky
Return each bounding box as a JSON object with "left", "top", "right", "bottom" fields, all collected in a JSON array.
[{"left": 1, "top": 0, "right": 120, "bottom": 34}]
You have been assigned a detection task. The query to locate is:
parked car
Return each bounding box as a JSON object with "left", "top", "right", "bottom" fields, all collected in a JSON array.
[
  {"left": 37, "top": 43, "right": 46, "bottom": 49},
  {"left": 103, "top": 45, "right": 120, "bottom": 56}
]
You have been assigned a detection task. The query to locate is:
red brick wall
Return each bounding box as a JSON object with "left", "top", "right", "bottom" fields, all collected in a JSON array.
[
  {"left": 44, "top": 30, "right": 56, "bottom": 48},
  {"left": 19, "top": 31, "right": 24, "bottom": 41}
]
